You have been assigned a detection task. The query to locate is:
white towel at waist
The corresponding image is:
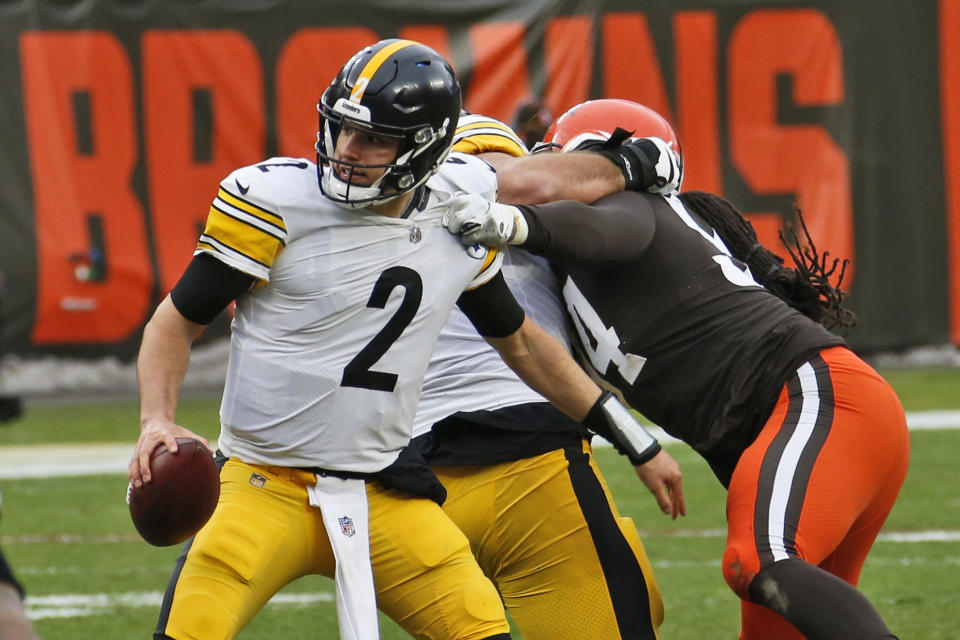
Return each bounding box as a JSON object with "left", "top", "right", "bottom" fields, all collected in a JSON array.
[{"left": 307, "top": 475, "right": 379, "bottom": 640}]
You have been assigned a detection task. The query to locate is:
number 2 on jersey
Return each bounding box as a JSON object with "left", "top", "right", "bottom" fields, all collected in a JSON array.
[{"left": 341, "top": 266, "right": 423, "bottom": 392}]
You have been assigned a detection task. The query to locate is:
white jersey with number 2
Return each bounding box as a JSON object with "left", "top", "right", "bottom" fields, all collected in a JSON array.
[{"left": 194, "top": 153, "right": 501, "bottom": 472}]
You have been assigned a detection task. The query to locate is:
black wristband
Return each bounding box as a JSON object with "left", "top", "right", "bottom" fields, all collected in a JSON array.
[{"left": 596, "top": 142, "right": 658, "bottom": 191}]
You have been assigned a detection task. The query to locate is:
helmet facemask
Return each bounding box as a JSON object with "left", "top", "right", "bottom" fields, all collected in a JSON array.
[
  {"left": 316, "top": 103, "right": 405, "bottom": 209},
  {"left": 315, "top": 41, "right": 459, "bottom": 209}
]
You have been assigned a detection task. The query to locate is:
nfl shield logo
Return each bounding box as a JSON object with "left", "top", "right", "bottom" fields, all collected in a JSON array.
[
  {"left": 338, "top": 516, "right": 356, "bottom": 537},
  {"left": 409, "top": 226, "right": 422, "bottom": 243}
]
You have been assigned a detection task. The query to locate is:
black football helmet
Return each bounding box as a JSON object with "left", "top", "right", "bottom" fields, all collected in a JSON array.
[{"left": 317, "top": 39, "right": 462, "bottom": 207}]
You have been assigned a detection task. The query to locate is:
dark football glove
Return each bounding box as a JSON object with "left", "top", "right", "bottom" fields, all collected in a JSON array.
[{"left": 571, "top": 127, "right": 683, "bottom": 194}]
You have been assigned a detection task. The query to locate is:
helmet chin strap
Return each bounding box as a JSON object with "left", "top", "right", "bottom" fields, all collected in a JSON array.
[
  {"left": 316, "top": 119, "right": 445, "bottom": 209},
  {"left": 321, "top": 167, "right": 397, "bottom": 209}
]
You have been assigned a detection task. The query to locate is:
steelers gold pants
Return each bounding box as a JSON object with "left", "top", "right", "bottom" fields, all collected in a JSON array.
[
  {"left": 155, "top": 458, "right": 509, "bottom": 640},
  {"left": 433, "top": 438, "right": 664, "bottom": 639}
]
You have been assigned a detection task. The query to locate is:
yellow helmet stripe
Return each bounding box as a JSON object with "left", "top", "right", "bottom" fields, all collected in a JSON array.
[{"left": 350, "top": 39, "right": 419, "bottom": 103}]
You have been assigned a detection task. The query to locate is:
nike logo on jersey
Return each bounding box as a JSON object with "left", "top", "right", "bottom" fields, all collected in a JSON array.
[{"left": 235, "top": 179, "right": 250, "bottom": 195}]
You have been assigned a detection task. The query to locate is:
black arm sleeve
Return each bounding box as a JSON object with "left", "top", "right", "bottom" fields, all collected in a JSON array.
[
  {"left": 456, "top": 270, "right": 526, "bottom": 338},
  {"left": 518, "top": 190, "right": 656, "bottom": 265},
  {"left": 169, "top": 253, "right": 257, "bottom": 325}
]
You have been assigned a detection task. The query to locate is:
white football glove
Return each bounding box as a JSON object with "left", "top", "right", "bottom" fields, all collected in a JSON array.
[
  {"left": 441, "top": 193, "right": 528, "bottom": 247},
  {"left": 642, "top": 136, "right": 683, "bottom": 195}
]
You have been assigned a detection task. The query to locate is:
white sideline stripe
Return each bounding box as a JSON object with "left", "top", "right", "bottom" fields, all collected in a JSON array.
[
  {"left": 0, "top": 443, "right": 134, "bottom": 479},
  {"left": 0, "top": 410, "right": 959, "bottom": 479},
  {"left": 652, "top": 556, "right": 960, "bottom": 569},
  {"left": 878, "top": 530, "right": 960, "bottom": 542},
  {"left": 631, "top": 529, "right": 960, "bottom": 543},
  {"left": 610, "top": 408, "right": 960, "bottom": 447},
  {"left": 25, "top": 590, "right": 333, "bottom": 620},
  {"left": 6, "top": 529, "right": 956, "bottom": 546},
  {"left": 23, "top": 546, "right": 960, "bottom": 620}
]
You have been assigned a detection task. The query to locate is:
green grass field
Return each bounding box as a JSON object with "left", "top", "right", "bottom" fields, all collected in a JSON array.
[{"left": 0, "top": 365, "right": 957, "bottom": 639}]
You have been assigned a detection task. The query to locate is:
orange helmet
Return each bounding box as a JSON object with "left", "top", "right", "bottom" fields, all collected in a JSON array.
[{"left": 544, "top": 99, "right": 680, "bottom": 157}]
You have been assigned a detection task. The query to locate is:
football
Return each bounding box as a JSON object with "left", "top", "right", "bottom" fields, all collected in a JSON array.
[{"left": 128, "top": 437, "right": 220, "bottom": 547}]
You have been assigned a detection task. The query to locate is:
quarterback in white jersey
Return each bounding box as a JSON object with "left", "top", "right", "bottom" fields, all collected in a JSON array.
[{"left": 214, "top": 151, "right": 502, "bottom": 472}]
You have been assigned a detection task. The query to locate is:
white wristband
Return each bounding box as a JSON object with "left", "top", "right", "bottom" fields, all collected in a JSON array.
[
  {"left": 600, "top": 394, "right": 659, "bottom": 457},
  {"left": 509, "top": 207, "right": 528, "bottom": 245}
]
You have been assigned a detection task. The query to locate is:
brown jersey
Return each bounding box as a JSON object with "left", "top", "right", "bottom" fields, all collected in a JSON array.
[{"left": 519, "top": 190, "right": 846, "bottom": 485}]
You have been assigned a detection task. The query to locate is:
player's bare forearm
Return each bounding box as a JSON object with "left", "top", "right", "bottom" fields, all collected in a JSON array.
[
  {"left": 131, "top": 295, "right": 209, "bottom": 485},
  {"left": 486, "top": 316, "right": 602, "bottom": 421},
  {"left": 483, "top": 150, "right": 626, "bottom": 205},
  {"left": 137, "top": 295, "right": 203, "bottom": 428}
]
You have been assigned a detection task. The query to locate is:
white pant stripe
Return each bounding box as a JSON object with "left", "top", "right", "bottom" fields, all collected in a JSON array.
[{"left": 766, "top": 362, "right": 820, "bottom": 561}]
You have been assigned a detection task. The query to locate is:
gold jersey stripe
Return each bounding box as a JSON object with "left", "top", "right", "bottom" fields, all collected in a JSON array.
[
  {"left": 201, "top": 206, "right": 284, "bottom": 268},
  {"left": 480, "top": 246, "right": 500, "bottom": 272},
  {"left": 198, "top": 233, "right": 271, "bottom": 270},
  {"left": 350, "top": 40, "right": 417, "bottom": 102},
  {"left": 465, "top": 246, "right": 504, "bottom": 291},
  {"left": 455, "top": 118, "right": 525, "bottom": 140},
  {"left": 455, "top": 120, "right": 517, "bottom": 136},
  {"left": 453, "top": 118, "right": 526, "bottom": 156},
  {"left": 218, "top": 188, "right": 286, "bottom": 230},
  {"left": 452, "top": 133, "right": 526, "bottom": 157},
  {"left": 211, "top": 202, "right": 286, "bottom": 244},
  {"left": 197, "top": 236, "right": 274, "bottom": 279}
]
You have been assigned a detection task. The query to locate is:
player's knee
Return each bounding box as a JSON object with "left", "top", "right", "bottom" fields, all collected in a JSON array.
[
  {"left": 415, "top": 582, "right": 507, "bottom": 640},
  {"left": 460, "top": 579, "right": 507, "bottom": 627},
  {"left": 163, "top": 590, "right": 237, "bottom": 640},
  {"left": 722, "top": 543, "right": 761, "bottom": 600}
]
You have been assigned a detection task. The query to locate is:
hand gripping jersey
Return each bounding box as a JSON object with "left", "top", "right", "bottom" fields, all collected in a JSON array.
[
  {"left": 195, "top": 154, "right": 502, "bottom": 473},
  {"left": 412, "top": 114, "right": 571, "bottom": 437},
  {"left": 413, "top": 248, "right": 572, "bottom": 435}
]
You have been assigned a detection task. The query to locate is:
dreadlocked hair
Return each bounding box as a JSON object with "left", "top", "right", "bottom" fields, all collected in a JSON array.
[{"left": 677, "top": 191, "right": 856, "bottom": 331}]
